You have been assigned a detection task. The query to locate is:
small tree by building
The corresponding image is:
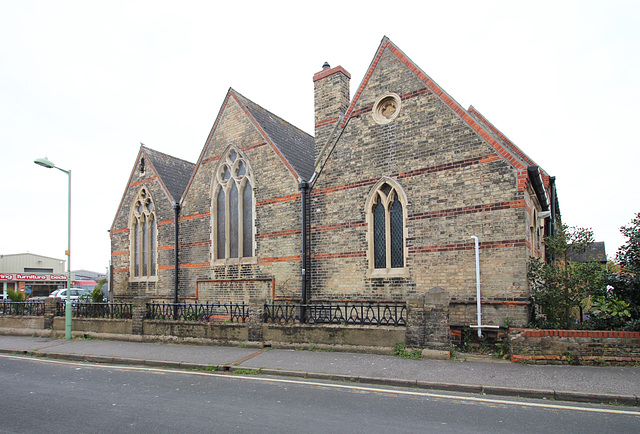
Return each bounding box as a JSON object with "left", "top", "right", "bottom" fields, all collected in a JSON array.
[
  {"left": 606, "top": 212, "right": 640, "bottom": 330},
  {"left": 528, "top": 223, "right": 607, "bottom": 329}
]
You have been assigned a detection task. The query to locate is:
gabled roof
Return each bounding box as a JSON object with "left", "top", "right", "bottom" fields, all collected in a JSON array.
[
  {"left": 233, "top": 90, "right": 315, "bottom": 181},
  {"left": 184, "top": 89, "right": 315, "bottom": 200},
  {"left": 142, "top": 145, "right": 195, "bottom": 203},
  {"left": 343, "top": 36, "right": 543, "bottom": 180},
  {"left": 110, "top": 145, "right": 195, "bottom": 235}
]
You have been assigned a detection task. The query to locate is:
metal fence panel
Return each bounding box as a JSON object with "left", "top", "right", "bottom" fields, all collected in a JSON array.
[
  {"left": 264, "top": 302, "right": 407, "bottom": 326},
  {"left": 61, "top": 302, "right": 132, "bottom": 319},
  {"left": 146, "top": 301, "right": 248, "bottom": 322},
  {"left": 0, "top": 301, "right": 46, "bottom": 316}
]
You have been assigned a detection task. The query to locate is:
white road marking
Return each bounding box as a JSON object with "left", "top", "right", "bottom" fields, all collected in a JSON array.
[{"left": 2, "top": 353, "right": 638, "bottom": 416}]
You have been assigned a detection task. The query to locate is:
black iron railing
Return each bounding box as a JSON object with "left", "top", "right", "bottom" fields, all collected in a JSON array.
[
  {"left": 0, "top": 300, "right": 46, "bottom": 316},
  {"left": 146, "top": 301, "right": 249, "bottom": 322},
  {"left": 59, "top": 302, "right": 133, "bottom": 319},
  {"left": 264, "top": 301, "right": 407, "bottom": 326}
]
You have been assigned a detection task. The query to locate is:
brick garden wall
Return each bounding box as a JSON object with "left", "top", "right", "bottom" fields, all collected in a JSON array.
[{"left": 509, "top": 328, "right": 640, "bottom": 365}]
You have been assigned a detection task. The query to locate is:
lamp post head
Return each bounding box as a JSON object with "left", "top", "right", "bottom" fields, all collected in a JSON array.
[{"left": 34, "top": 157, "right": 55, "bottom": 169}]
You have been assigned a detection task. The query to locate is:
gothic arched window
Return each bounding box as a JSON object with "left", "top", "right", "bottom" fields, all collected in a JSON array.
[
  {"left": 213, "top": 147, "right": 255, "bottom": 263},
  {"left": 130, "top": 187, "right": 157, "bottom": 279},
  {"left": 366, "top": 178, "right": 408, "bottom": 278}
]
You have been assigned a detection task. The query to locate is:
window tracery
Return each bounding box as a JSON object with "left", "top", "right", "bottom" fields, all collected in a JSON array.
[
  {"left": 130, "top": 187, "right": 157, "bottom": 279},
  {"left": 213, "top": 147, "right": 255, "bottom": 263},
  {"left": 366, "top": 178, "right": 408, "bottom": 277}
]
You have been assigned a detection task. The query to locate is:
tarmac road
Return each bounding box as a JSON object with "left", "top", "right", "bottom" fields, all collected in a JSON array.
[
  {"left": 1, "top": 354, "right": 639, "bottom": 433},
  {"left": 0, "top": 334, "right": 638, "bottom": 407}
]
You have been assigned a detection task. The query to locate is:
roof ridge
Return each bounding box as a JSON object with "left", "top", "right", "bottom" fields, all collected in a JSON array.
[
  {"left": 231, "top": 89, "right": 315, "bottom": 181},
  {"left": 140, "top": 143, "right": 196, "bottom": 166},
  {"left": 232, "top": 90, "right": 314, "bottom": 140},
  {"left": 142, "top": 145, "right": 195, "bottom": 203}
]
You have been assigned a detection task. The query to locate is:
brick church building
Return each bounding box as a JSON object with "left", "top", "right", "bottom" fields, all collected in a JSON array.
[{"left": 110, "top": 37, "right": 558, "bottom": 328}]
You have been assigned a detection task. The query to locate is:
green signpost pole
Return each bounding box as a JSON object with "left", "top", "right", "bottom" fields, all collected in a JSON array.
[{"left": 34, "top": 157, "right": 72, "bottom": 339}]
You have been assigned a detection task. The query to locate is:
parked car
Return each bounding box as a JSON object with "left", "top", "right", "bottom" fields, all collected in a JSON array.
[
  {"left": 48, "top": 289, "right": 63, "bottom": 298},
  {"left": 48, "top": 288, "right": 87, "bottom": 300}
]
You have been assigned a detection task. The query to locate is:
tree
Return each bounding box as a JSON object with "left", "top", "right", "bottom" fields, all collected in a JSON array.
[
  {"left": 528, "top": 223, "right": 607, "bottom": 329},
  {"left": 606, "top": 212, "right": 640, "bottom": 329},
  {"left": 79, "top": 279, "right": 107, "bottom": 303}
]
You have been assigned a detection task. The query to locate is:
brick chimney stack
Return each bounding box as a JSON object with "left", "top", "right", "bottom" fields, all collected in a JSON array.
[{"left": 313, "top": 62, "right": 351, "bottom": 160}]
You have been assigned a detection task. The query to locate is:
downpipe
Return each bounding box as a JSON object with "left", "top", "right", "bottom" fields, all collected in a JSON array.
[
  {"left": 471, "top": 236, "right": 482, "bottom": 337},
  {"left": 299, "top": 181, "right": 309, "bottom": 323},
  {"left": 173, "top": 202, "right": 181, "bottom": 319}
]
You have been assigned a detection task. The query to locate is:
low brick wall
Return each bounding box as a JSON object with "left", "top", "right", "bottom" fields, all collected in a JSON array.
[
  {"left": 509, "top": 328, "right": 640, "bottom": 365},
  {"left": 2, "top": 294, "right": 446, "bottom": 353},
  {"left": 263, "top": 324, "right": 404, "bottom": 353},
  {"left": 52, "top": 317, "right": 132, "bottom": 337},
  {"left": 144, "top": 320, "right": 248, "bottom": 343},
  {"left": 0, "top": 316, "right": 45, "bottom": 330},
  {"left": 1, "top": 315, "right": 405, "bottom": 353}
]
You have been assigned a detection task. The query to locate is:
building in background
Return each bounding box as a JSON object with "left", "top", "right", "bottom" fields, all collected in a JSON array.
[{"left": 0, "top": 253, "right": 106, "bottom": 299}]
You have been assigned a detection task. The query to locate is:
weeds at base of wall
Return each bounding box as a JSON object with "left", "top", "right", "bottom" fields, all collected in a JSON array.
[
  {"left": 293, "top": 343, "right": 334, "bottom": 352},
  {"left": 494, "top": 317, "right": 512, "bottom": 360},
  {"left": 448, "top": 345, "right": 467, "bottom": 361},
  {"left": 562, "top": 350, "right": 581, "bottom": 366},
  {"left": 393, "top": 342, "right": 423, "bottom": 360}
]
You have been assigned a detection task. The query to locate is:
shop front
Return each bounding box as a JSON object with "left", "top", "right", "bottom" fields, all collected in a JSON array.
[{"left": 0, "top": 272, "right": 68, "bottom": 298}]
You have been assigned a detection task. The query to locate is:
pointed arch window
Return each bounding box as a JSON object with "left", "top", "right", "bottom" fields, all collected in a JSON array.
[
  {"left": 213, "top": 147, "right": 255, "bottom": 263},
  {"left": 366, "top": 179, "right": 408, "bottom": 278},
  {"left": 130, "top": 187, "right": 157, "bottom": 279}
]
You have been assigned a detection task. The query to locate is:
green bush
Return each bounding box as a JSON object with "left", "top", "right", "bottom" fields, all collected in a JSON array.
[
  {"left": 392, "top": 342, "right": 423, "bottom": 360},
  {"left": 7, "top": 288, "right": 26, "bottom": 302},
  {"left": 79, "top": 279, "right": 107, "bottom": 303}
]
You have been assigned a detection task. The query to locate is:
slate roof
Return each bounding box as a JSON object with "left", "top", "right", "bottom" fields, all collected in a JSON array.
[
  {"left": 567, "top": 241, "right": 607, "bottom": 264},
  {"left": 233, "top": 90, "right": 315, "bottom": 181},
  {"left": 142, "top": 145, "right": 195, "bottom": 203}
]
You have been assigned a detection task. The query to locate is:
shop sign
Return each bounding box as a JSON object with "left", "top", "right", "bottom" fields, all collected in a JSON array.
[
  {"left": 16, "top": 274, "right": 47, "bottom": 281},
  {"left": 0, "top": 274, "right": 67, "bottom": 281}
]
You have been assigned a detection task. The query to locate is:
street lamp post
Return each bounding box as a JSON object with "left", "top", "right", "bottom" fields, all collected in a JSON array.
[{"left": 34, "top": 157, "right": 72, "bottom": 339}]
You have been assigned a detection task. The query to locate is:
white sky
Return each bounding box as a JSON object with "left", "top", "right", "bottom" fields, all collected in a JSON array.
[{"left": 1, "top": 0, "right": 639, "bottom": 272}]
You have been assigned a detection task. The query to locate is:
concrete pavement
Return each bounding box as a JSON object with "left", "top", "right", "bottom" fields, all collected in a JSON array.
[{"left": 0, "top": 335, "right": 638, "bottom": 406}]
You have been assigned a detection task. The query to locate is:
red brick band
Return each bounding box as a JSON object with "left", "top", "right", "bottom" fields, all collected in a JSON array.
[
  {"left": 257, "top": 229, "right": 301, "bottom": 239},
  {"left": 410, "top": 239, "right": 527, "bottom": 254},
  {"left": 131, "top": 176, "right": 158, "bottom": 187},
  {"left": 312, "top": 153, "right": 500, "bottom": 197},
  {"left": 409, "top": 200, "right": 525, "bottom": 221},
  {"left": 258, "top": 256, "right": 302, "bottom": 264},
  {"left": 512, "top": 328, "right": 640, "bottom": 339}
]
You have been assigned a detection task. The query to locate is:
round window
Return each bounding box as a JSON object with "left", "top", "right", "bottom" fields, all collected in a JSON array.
[{"left": 372, "top": 92, "right": 401, "bottom": 124}]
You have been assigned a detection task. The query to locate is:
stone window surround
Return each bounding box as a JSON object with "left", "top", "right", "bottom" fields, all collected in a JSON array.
[
  {"left": 365, "top": 177, "right": 409, "bottom": 278},
  {"left": 371, "top": 92, "right": 402, "bottom": 125},
  {"left": 211, "top": 145, "right": 257, "bottom": 266},
  {"left": 129, "top": 187, "right": 158, "bottom": 282}
]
